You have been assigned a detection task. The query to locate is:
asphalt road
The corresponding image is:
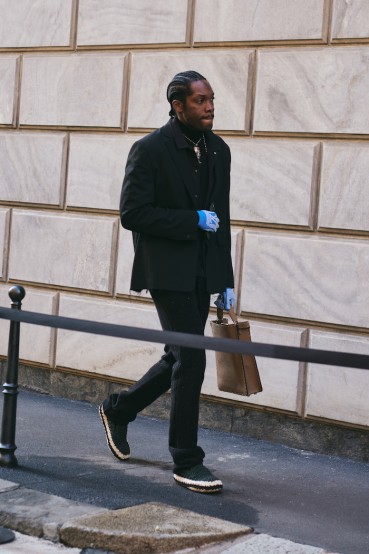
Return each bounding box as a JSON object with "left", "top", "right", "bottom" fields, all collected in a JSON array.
[{"left": 0, "top": 389, "right": 368, "bottom": 554}]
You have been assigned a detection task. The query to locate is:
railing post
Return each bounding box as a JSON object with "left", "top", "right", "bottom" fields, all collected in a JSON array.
[{"left": 0, "top": 285, "right": 25, "bottom": 467}]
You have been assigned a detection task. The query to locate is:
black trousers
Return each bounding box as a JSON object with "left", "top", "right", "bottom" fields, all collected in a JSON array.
[{"left": 102, "top": 277, "right": 210, "bottom": 471}]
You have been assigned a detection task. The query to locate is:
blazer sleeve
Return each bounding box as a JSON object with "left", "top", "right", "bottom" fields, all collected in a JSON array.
[{"left": 120, "top": 140, "right": 199, "bottom": 241}]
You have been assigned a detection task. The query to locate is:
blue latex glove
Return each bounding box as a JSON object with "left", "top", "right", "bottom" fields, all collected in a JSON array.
[
  {"left": 215, "top": 288, "right": 236, "bottom": 310},
  {"left": 197, "top": 210, "right": 219, "bottom": 232}
]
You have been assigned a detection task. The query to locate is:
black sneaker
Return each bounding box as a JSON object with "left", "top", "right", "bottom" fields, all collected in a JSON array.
[
  {"left": 99, "top": 404, "right": 130, "bottom": 461},
  {"left": 173, "top": 464, "right": 223, "bottom": 493}
]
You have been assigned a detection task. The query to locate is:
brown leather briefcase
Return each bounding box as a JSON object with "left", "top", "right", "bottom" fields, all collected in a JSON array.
[{"left": 210, "top": 306, "right": 262, "bottom": 396}]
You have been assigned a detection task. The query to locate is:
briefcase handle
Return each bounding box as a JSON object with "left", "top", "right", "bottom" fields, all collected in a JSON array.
[{"left": 216, "top": 306, "right": 238, "bottom": 325}]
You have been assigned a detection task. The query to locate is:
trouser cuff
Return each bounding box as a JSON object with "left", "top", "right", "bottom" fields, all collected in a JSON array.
[{"left": 170, "top": 445, "right": 205, "bottom": 472}]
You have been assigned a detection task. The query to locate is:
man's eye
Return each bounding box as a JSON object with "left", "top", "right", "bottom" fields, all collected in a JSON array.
[{"left": 196, "top": 97, "right": 214, "bottom": 104}]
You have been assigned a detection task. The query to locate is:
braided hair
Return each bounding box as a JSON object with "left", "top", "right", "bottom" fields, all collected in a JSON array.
[{"left": 166, "top": 70, "right": 206, "bottom": 118}]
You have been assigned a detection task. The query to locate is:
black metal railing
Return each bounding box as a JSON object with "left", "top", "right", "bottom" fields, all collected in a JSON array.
[
  {"left": 1, "top": 285, "right": 369, "bottom": 468},
  {"left": 0, "top": 286, "right": 25, "bottom": 467}
]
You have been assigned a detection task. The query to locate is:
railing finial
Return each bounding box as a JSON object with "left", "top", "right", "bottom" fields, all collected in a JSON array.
[{"left": 8, "top": 285, "right": 25, "bottom": 305}]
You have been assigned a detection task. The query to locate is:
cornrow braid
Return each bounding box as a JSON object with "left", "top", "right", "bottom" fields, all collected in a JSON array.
[{"left": 166, "top": 70, "right": 206, "bottom": 118}]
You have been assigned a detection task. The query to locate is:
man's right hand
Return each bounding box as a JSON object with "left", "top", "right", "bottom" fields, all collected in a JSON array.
[{"left": 197, "top": 210, "right": 219, "bottom": 232}]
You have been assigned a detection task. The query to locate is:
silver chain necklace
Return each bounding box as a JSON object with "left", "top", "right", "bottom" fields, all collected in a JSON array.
[{"left": 183, "top": 133, "right": 207, "bottom": 164}]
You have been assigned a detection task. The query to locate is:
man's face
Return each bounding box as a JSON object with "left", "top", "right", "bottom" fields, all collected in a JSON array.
[{"left": 173, "top": 79, "right": 215, "bottom": 131}]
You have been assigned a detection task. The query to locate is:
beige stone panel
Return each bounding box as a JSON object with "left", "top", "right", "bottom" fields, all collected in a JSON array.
[
  {"left": 332, "top": 0, "right": 369, "bottom": 39},
  {"left": 306, "top": 331, "right": 369, "bottom": 426},
  {"left": 0, "top": 0, "right": 73, "bottom": 48},
  {"left": 0, "top": 284, "right": 56, "bottom": 365},
  {"left": 8, "top": 211, "right": 118, "bottom": 292},
  {"left": 77, "top": 0, "right": 187, "bottom": 46},
  {"left": 241, "top": 232, "right": 369, "bottom": 327},
  {"left": 227, "top": 137, "right": 316, "bottom": 226},
  {"left": 0, "top": 208, "right": 9, "bottom": 279},
  {"left": 203, "top": 320, "right": 304, "bottom": 413},
  {"left": 0, "top": 132, "right": 66, "bottom": 205},
  {"left": 20, "top": 54, "right": 126, "bottom": 128},
  {"left": 319, "top": 142, "right": 369, "bottom": 232},
  {"left": 56, "top": 295, "right": 162, "bottom": 379},
  {"left": 0, "top": 56, "right": 18, "bottom": 125},
  {"left": 194, "top": 0, "right": 325, "bottom": 43},
  {"left": 67, "top": 134, "right": 143, "bottom": 210},
  {"left": 254, "top": 47, "right": 369, "bottom": 135},
  {"left": 128, "top": 50, "right": 252, "bottom": 131}
]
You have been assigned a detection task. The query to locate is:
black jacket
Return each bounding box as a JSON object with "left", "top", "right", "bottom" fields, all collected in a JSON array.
[{"left": 120, "top": 118, "right": 234, "bottom": 293}]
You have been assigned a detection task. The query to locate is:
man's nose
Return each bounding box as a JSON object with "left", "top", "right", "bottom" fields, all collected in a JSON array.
[{"left": 205, "top": 100, "right": 214, "bottom": 112}]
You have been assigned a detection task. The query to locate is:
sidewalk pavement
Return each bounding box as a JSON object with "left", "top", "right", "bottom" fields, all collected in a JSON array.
[{"left": 0, "top": 389, "right": 368, "bottom": 554}]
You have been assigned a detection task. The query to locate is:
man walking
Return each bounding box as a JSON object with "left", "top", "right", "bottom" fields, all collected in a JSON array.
[{"left": 100, "top": 70, "right": 235, "bottom": 493}]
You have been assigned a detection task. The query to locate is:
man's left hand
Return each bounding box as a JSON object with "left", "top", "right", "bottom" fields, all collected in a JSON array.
[{"left": 214, "top": 288, "right": 236, "bottom": 310}]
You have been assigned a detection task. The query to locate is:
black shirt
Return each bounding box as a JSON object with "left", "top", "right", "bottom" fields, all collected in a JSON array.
[
  {"left": 176, "top": 118, "right": 209, "bottom": 207},
  {"left": 176, "top": 117, "right": 210, "bottom": 277}
]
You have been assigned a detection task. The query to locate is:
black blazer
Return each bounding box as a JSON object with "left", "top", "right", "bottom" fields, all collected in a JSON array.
[{"left": 120, "top": 118, "right": 234, "bottom": 293}]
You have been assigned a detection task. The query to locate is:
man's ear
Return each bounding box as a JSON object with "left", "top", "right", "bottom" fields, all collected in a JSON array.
[{"left": 172, "top": 99, "right": 183, "bottom": 115}]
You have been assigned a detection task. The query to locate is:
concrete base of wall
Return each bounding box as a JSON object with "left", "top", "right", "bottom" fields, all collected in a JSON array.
[{"left": 1, "top": 361, "right": 368, "bottom": 463}]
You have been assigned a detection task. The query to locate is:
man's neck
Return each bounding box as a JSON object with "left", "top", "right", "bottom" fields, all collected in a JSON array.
[{"left": 176, "top": 118, "right": 202, "bottom": 143}]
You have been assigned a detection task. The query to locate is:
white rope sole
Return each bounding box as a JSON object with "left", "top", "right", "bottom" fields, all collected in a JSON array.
[
  {"left": 173, "top": 473, "right": 223, "bottom": 493},
  {"left": 99, "top": 405, "right": 130, "bottom": 461}
]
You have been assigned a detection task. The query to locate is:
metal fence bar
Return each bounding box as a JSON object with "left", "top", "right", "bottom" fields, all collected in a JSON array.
[{"left": 1, "top": 302, "right": 369, "bottom": 370}]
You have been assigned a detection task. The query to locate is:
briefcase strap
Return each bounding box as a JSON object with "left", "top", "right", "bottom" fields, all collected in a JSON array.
[{"left": 216, "top": 306, "right": 238, "bottom": 324}]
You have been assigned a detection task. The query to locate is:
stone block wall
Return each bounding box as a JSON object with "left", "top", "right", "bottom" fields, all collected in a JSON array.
[{"left": 0, "top": 0, "right": 368, "bottom": 430}]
